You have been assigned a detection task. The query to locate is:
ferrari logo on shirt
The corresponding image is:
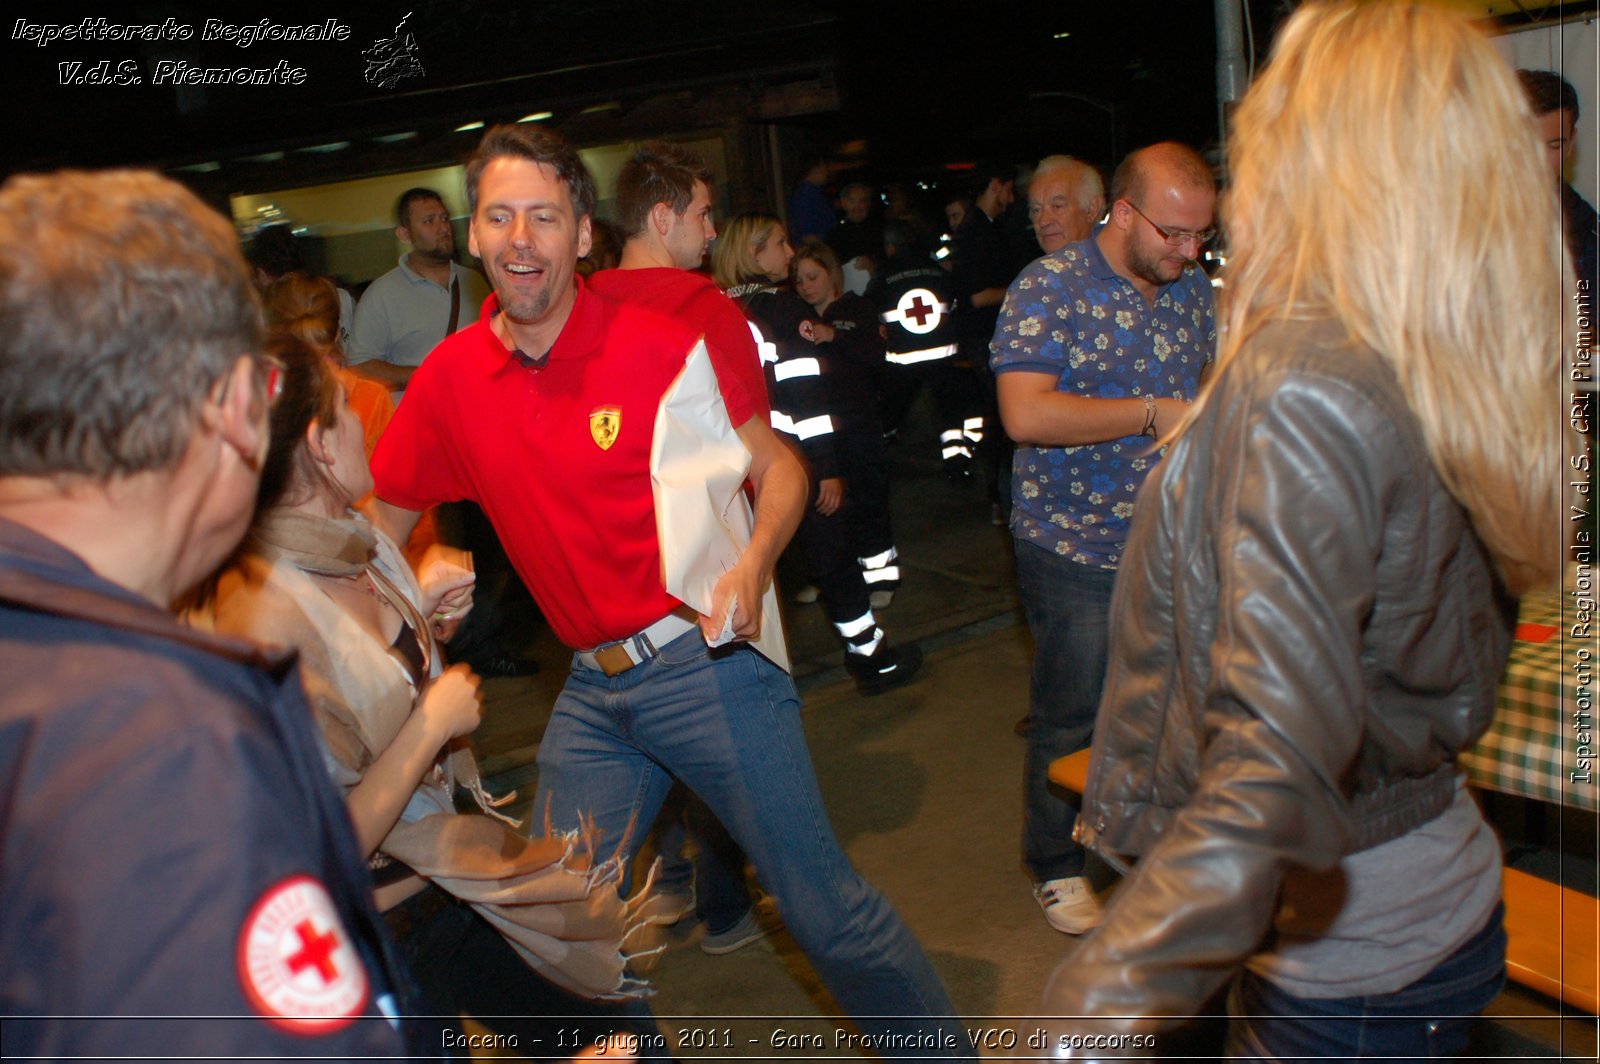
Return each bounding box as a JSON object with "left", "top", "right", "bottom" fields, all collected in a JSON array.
[{"left": 590, "top": 406, "right": 622, "bottom": 450}]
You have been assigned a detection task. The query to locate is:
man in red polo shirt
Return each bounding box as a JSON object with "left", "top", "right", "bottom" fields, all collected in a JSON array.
[
  {"left": 370, "top": 125, "right": 969, "bottom": 1056},
  {"left": 587, "top": 140, "right": 772, "bottom": 956}
]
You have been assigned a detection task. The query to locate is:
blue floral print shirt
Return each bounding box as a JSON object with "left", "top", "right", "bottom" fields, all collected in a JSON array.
[{"left": 990, "top": 229, "right": 1215, "bottom": 569}]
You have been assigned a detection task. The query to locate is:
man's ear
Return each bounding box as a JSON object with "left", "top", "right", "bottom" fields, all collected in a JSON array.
[
  {"left": 577, "top": 213, "right": 593, "bottom": 259},
  {"left": 1088, "top": 195, "right": 1107, "bottom": 221},
  {"left": 395, "top": 224, "right": 413, "bottom": 247},
  {"left": 214, "top": 355, "right": 267, "bottom": 468},
  {"left": 1109, "top": 198, "right": 1134, "bottom": 231},
  {"left": 650, "top": 201, "right": 674, "bottom": 237},
  {"left": 468, "top": 218, "right": 480, "bottom": 259}
]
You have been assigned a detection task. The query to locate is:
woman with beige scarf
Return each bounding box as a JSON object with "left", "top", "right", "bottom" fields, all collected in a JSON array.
[{"left": 209, "top": 333, "right": 659, "bottom": 1060}]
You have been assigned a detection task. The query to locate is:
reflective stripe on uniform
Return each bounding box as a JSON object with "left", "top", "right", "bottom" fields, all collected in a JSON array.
[
  {"left": 885, "top": 343, "right": 957, "bottom": 365},
  {"left": 880, "top": 287, "right": 950, "bottom": 335},
  {"left": 772, "top": 411, "right": 835, "bottom": 440},
  {"left": 747, "top": 320, "right": 778, "bottom": 364},
  {"left": 773, "top": 357, "right": 822, "bottom": 382}
]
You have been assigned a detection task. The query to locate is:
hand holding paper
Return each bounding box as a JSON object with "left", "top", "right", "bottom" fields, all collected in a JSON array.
[{"left": 650, "top": 338, "right": 790, "bottom": 673}]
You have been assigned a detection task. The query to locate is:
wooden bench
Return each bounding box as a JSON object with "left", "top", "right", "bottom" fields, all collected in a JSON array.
[
  {"left": 1049, "top": 750, "right": 1599, "bottom": 1013},
  {"left": 1502, "top": 866, "right": 1599, "bottom": 1014},
  {"left": 1048, "top": 747, "right": 1094, "bottom": 794}
]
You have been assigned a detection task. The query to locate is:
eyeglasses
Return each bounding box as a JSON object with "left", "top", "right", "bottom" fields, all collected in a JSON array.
[{"left": 1125, "top": 201, "right": 1215, "bottom": 247}]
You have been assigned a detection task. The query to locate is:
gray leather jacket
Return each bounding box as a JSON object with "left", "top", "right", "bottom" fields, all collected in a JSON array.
[{"left": 1038, "top": 319, "right": 1513, "bottom": 1038}]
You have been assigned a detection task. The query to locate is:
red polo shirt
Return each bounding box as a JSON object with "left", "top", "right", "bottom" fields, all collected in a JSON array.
[
  {"left": 587, "top": 267, "right": 769, "bottom": 424},
  {"left": 371, "top": 279, "right": 724, "bottom": 649}
]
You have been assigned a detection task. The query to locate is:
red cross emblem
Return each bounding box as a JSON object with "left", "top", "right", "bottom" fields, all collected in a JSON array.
[
  {"left": 886, "top": 287, "right": 946, "bottom": 336},
  {"left": 905, "top": 294, "right": 934, "bottom": 326},
  {"left": 238, "top": 875, "right": 368, "bottom": 1033},
  {"left": 286, "top": 920, "right": 341, "bottom": 984}
]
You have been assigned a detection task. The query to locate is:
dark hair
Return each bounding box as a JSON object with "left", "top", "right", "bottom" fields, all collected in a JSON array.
[
  {"left": 615, "top": 140, "right": 714, "bottom": 239},
  {"left": 255, "top": 329, "right": 343, "bottom": 515},
  {"left": 465, "top": 125, "right": 597, "bottom": 220},
  {"left": 1109, "top": 142, "right": 1214, "bottom": 205},
  {"left": 395, "top": 187, "right": 446, "bottom": 230},
  {"left": 0, "top": 170, "right": 261, "bottom": 479},
  {"left": 968, "top": 160, "right": 1014, "bottom": 198},
  {"left": 247, "top": 225, "right": 304, "bottom": 281},
  {"left": 883, "top": 217, "right": 932, "bottom": 257},
  {"left": 1517, "top": 69, "right": 1579, "bottom": 119},
  {"left": 577, "top": 219, "right": 623, "bottom": 277}
]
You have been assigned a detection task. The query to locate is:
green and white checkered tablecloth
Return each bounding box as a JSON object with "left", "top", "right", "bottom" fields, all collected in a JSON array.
[{"left": 1460, "top": 587, "right": 1597, "bottom": 812}]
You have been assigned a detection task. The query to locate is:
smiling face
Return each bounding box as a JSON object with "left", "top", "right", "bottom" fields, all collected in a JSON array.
[
  {"left": 663, "top": 179, "right": 716, "bottom": 270},
  {"left": 468, "top": 156, "right": 592, "bottom": 332},
  {"left": 793, "top": 256, "right": 837, "bottom": 311}
]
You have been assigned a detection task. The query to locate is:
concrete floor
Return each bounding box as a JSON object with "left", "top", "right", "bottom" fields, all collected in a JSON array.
[{"left": 464, "top": 395, "right": 1597, "bottom": 1061}]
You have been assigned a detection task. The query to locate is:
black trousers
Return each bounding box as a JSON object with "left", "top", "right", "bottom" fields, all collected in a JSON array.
[
  {"left": 388, "top": 887, "right": 664, "bottom": 1061},
  {"left": 796, "top": 427, "right": 896, "bottom": 633},
  {"left": 879, "top": 357, "right": 971, "bottom": 454}
]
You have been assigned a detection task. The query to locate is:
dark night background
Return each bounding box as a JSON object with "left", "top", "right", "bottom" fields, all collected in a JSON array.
[
  {"left": 4, "top": 2, "right": 1588, "bottom": 209},
  {"left": 1, "top": 2, "right": 1299, "bottom": 193}
]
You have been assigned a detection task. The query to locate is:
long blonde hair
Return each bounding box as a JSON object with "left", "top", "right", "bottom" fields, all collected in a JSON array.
[{"left": 1209, "top": 1, "right": 1570, "bottom": 595}]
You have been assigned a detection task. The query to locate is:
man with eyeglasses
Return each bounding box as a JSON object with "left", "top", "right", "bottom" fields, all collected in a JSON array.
[{"left": 990, "top": 142, "right": 1216, "bottom": 935}]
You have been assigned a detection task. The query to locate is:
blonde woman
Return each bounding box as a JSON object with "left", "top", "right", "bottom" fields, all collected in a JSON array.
[
  {"left": 714, "top": 214, "right": 924, "bottom": 693},
  {"left": 791, "top": 238, "right": 902, "bottom": 608},
  {"left": 1037, "top": 3, "right": 1568, "bottom": 1058}
]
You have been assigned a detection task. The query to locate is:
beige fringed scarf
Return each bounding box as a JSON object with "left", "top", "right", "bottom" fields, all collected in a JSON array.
[{"left": 215, "top": 508, "right": 660, "bottom": 1001}]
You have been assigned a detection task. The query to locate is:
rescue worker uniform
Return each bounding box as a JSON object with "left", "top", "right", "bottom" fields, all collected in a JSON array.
[
  {"left": 0, "top": 516, "right": 433, "bottom": 1060},
  {"left": 868, "top": 250, "right": 971, "bottom": 477},
  {"left": 725, "top": 282, "right": 921, "bottom": 695}
]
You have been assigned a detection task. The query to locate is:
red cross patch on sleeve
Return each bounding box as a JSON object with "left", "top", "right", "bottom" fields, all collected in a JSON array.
[{"left": 237, "top": 875, "right": 370, "bottom": 1033}]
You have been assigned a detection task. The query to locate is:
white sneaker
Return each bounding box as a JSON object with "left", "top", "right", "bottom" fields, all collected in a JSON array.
[{"left": 1033, "top": 876, "right": 1103, "bottom": 934}]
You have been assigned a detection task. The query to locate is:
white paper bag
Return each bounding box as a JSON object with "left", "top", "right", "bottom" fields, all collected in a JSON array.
[{"left": 650, "top": 338, "right": 790, "bottom": 673}]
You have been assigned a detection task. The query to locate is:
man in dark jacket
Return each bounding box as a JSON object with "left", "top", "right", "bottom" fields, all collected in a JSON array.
[
  {"left": 1519, "top": 69, "right": 1598, "bottom": 297},
  {"left": 0, "top": 170, "right": 430, "bottom": 1060}
]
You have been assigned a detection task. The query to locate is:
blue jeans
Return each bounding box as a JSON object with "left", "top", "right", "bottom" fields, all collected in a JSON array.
[
  {"left": 1015, "top": 541, "right": 1116, "bottom": 882},
  {"left": 648, "top": 784, "right": 754, "bottom": 935},
  {"left": 1226, "top": 903, "right": 1506, "bottom": 1061},
  {"left": 534, "top": 630, "right": 971, "bottom": 1059}
]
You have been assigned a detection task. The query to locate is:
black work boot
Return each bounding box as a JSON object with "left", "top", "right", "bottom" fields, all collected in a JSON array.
[{"left": 845, "top": 641, "right": 924, "bottom": 697}]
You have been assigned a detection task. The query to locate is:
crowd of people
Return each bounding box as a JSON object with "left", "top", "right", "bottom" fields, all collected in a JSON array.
[{"left": 0, "top": 2, "right": 1587, "bottom": 1061}]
